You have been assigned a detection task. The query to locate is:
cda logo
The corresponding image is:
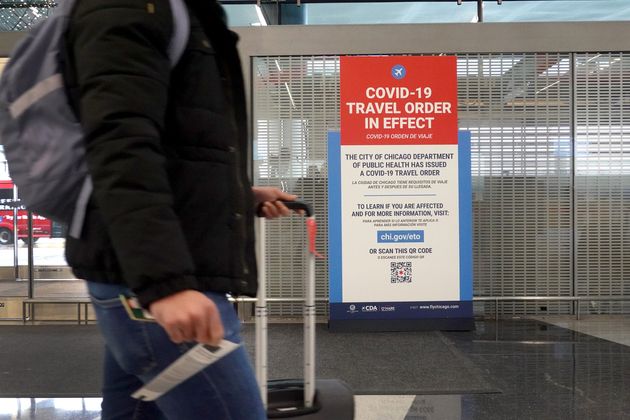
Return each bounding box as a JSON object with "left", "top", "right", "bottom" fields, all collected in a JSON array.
[
  {"left": 347, "top": 304, "right": 358, "bottom": 314},
  {"left": 362, "top": 305, "right": 378, "bottom": 312}
]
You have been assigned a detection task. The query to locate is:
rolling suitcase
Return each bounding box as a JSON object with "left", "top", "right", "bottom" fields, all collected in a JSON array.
[{"left": 256, "top": 202, "right": 355, "bottom": 419}]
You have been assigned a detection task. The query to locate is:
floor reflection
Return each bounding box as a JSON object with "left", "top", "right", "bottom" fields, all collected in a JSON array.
[
  {"left": 0, "top": 398, "right": 101, "bottom": 420},
  {"left": 0, "top": 319, "right": 628, "bottom": 419},
  {"left": 406, "top": 395, "right": 462, "bottom": 420},
  {"left": 355, "top": 395, "right": 464, "bottom": 420}
]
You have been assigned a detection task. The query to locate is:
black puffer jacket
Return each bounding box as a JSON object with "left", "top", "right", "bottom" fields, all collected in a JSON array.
[{"left": 64, "top": 0, "right": 257, "bottom": 307}]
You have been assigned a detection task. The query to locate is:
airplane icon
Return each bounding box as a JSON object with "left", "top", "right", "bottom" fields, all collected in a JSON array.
[{"left": 392, "top": 65, "right": 406, "bottom": 79}]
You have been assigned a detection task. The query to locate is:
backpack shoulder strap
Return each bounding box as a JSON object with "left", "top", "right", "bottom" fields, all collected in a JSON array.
[{"left": 167, "top": 0, "right": 190, "bottom": 67}]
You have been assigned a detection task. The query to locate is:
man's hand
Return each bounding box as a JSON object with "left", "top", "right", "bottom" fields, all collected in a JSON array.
[
  {"left": 253, "top": 186, "right": 299, "bottom": 219},
  {"left": 149, "top": 290, "right": 224, "bottom": 346}
]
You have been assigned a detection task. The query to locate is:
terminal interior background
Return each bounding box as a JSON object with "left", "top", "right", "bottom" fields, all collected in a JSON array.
[{"left": 0, "top": 1, "right": 629, "bottom": 419}]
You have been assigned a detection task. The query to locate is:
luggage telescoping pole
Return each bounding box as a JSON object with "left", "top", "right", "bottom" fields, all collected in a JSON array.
[
  {"left": 255, "top": 216, "right": 268, "bottom": 406},
  {"left": 287, "top": 202, "right": 317, "bottom": 408},
  {"left": 255, "top": 201, "right": 317, "bottom": 409},
  {"left": 304, "top": 212, "right": 316, "bottom": 408}
]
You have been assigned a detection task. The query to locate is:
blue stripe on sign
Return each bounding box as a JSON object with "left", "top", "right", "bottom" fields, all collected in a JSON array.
[
  {"left": 458, "top": 131, "right": 473, "bottom": 302},
  {"left": 377, "top": 230, "right": 424, "bottom": 243},
  {"left": 328, "top": 132, "right": 343, "bottom": 304}
]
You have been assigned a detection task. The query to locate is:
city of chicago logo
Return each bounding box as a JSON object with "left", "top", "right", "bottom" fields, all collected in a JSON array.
[
  {"left": 391, "top": 64, "right": 406, "bottom": 80},
  {"left": 347, "top": 304, "right": 358, "bottom": 314}
]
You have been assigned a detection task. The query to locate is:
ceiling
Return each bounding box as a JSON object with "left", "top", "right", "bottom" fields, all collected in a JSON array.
[{"left": 224, "top": 0, "right": 630, "bottom": 26}]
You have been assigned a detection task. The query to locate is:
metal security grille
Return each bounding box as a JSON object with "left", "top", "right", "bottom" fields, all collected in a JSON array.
[
  {"left": 253, "top": 56, "right": 339, "bottom": 316},
  {"left": 459, "top": 54, "right": 573, "bottom": 316},
  {"left": 574, "top": 52, "right": 630, "bottom": 315},
  {"left": 253, "top": 53, "right": 576, "bottom": 317}
]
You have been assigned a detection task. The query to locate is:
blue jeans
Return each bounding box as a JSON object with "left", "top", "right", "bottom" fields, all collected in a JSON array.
[{"left": 87, "top": 282, "right": 266, "bottom": 420}]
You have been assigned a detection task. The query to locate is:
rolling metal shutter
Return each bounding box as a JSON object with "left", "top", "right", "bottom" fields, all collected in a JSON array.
[
  {"left": 253, "top": 56, "right": 339, "bottom": 316},
  {"left": 574, "top": 53, "right": 630, "bottom": 314},
  {"left": 458, "top": 53, "right": 573, "bottom": 316},
  {"left": 253, "top": 53, "right": 626, "bottom": 317}
]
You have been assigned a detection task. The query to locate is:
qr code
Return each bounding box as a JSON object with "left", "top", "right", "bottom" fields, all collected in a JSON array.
[{"left": 391, "top": 262, "right": 412, "bottom": 283}]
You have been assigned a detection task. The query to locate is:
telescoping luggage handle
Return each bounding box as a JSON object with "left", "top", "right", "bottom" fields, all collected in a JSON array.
[{"left": 255, "top": 201, "right": 318, "bottom": 410}]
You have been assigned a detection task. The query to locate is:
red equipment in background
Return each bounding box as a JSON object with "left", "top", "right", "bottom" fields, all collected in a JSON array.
[{"left": 0, "top": 180, "right": 52, "bottom": 245}]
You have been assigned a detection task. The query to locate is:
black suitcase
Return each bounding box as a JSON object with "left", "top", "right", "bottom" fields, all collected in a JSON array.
[{"left": 256, "top": 202, "right": 354, "bottom": 419}]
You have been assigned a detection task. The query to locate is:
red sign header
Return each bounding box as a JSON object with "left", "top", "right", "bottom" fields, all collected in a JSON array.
[{"left": 340, "top": 56, "right": 458, "bottom": 146}]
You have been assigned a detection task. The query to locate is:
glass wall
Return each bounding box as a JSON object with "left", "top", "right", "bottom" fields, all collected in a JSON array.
[
  {"left": 224, "top": 1, "right": 630, "bottom": 27},
  {"left": 483, "top": 1, "right": 630, "bottom": 22},
  {"left": 0, "top": 3, "right": 628, "bottom": 319},
  {"left": 1, "top": 1, "right": 630, "bottom": 31},
  {"left": 0, "top": 58, "right": 86, "bottom": 321}
]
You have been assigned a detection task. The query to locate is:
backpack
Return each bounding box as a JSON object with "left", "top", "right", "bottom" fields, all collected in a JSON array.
[{"left": 0, "top": 0, "right": 190, "bottom": 238}]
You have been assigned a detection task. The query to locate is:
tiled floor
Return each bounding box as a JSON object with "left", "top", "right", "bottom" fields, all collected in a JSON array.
[{"left": 1, "top": 317, "right": 629, "bottom": 419}]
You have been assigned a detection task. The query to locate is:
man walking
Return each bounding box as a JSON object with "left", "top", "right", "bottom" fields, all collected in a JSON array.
[{"left": 64, "top": 0, "right": 292, "bottom": 417}]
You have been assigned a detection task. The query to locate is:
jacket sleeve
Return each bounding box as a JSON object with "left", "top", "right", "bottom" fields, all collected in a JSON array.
[{"left": 68, "top": 0, "right": 198, "bottom": 306}]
